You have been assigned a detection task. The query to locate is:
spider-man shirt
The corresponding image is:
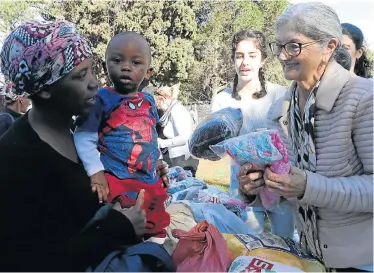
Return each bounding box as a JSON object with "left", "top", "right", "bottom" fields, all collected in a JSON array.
[{"left": 77, "top": 87, "right": 160, "bottom": 184}]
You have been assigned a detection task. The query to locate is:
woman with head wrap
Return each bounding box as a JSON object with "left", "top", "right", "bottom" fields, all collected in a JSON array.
[{"left": 0, "top": 20, "right": 153, "bottom": 271}]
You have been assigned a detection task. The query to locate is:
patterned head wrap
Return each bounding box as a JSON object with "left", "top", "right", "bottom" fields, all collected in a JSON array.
[{"left": 0, "top": 20, "right": 93, "bottom": 95}]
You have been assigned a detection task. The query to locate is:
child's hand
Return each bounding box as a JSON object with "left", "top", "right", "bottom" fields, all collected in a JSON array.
[
  {"left": 156, "top": 160, "right": 169, "bottom": 188},
  {"left": 90, "top": 171, "right": 110, "bottom": 203},
  {"left": 161, "top": 174, "right": 169, "bottom": 189}
]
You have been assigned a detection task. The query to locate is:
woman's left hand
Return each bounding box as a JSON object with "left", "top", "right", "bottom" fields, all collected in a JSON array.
[
  {"left": 264, "top": 166, "right": 307, "bottom": 199},
  {"left": 158, "top": 138, "right": 168, "bottom": 149}
]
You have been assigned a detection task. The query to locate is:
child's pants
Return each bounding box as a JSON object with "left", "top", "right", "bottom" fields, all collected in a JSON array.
[{"left": 106, "top": 173, "right": 170, "bottom": 244}]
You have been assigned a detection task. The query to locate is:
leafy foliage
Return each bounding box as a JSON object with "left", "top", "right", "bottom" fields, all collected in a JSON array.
[
  {"left": 38, "top": 0, "right": 197, "bottom": 87},
  {"left": 1, "top": 0, "right": 291, "bottom": 103},
  {"left": 0, "top": 1, "right": 36, "bottom": 33},
  {"left": 183, "top": 0, "right": 290, "bottom": 102}
]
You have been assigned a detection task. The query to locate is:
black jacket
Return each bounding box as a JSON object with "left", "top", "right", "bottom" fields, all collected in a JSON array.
[
  {"left": 0, "top": 114, "right": 138, "bottom": 271},
  {"left": 0, "top": 108, "right": 21, "bottom": 137}
]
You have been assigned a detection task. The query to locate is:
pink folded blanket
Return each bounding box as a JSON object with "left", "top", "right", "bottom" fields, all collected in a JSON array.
[{"left": 211, "top": 129, "right": 290, "bottom": 211}]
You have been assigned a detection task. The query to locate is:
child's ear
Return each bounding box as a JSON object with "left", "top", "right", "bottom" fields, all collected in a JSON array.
[
  {"left": 171, "top": 83, "right": 180, "bottom": 99},
  {"left": 144, "top": 68, "right": 153, "bottom": 81},
  {"left": 146, "top": 67, "right": 154, "bottom": 78}
]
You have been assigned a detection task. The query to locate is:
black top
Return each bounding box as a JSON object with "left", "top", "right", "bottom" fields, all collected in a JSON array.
[
  {"left": 0, "top": 108, "right": 21, "bottom": 137},
  {"left": 0, "top": 113, "right": 138, "bottom": 271}
]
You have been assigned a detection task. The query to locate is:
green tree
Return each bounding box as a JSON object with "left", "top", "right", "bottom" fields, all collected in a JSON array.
[
  {"left": 1, "top": 0, "right": 291, "bottom": 104},
  {"left": 0, "top": 0, "right": 36, "bottom": 33},
  {"left": 257, "top": 0, "right": 290, "bottom": 87},
  {"left": 183, "top": 0, "right": 290, "bottom": 103},
  {"left": 40, "top": 0, "right": 197, "bottom": 87},
  {"left": 183, "top": 1, "right": 235, "bottom": 103}
]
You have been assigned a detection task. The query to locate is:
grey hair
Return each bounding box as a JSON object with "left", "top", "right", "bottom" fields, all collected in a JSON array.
[{"left": 276, "top": 2, "right": 342, "bottom": 53}]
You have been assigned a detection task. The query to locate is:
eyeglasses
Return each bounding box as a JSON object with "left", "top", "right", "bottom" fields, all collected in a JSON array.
[{"left": 269, "top": 40, "right": 326, "bottom": 57}]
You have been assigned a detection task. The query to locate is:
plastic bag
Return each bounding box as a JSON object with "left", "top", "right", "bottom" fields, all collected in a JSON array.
[
  {"left": 168, "top": 166, "right": 193, "bottom": 183},
  {"left": 172, "top": 220, "right": 232, "bottom": 272},
  {"left": 193, "top": 189, "right": 248, "bottom": 222},
  {"left": 223, "top": 233, "right": 326, "bottom": 272},
  {"left": 166, "top": 178, "right": 207, "bottom": 204},
  {"left": 184, "top": 202, "right": 254, "bottom": 234},
  {"left": 211, "top": 129, "right": 290, "bottom": 211},
  {"left": 164, "top": 203, "right": 197, "bottom": 255},
  {"left": 188, "top": 107, "right": 243, "bottom": 160},
  {"left": 229, "top": 256, "right": 304, "bottom": 272}
]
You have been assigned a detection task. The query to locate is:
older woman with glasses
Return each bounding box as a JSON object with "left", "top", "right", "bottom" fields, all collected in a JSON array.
[{"left": 238, "top": 2, "right": 373, "bottom": 272}]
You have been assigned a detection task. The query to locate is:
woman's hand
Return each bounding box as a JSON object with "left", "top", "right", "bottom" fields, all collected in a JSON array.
[
  {"left": 237, "top": 163, "right": 266, "bottom": 196},
  {"left": 156, "top": 160, "right": 169, "bottom": 188},
  {"left": 264, "top": 166, "right": 307, "bottom": 199},
  {"left": 112, "top": 189, "right": 147, "bottom": 238},
  {"left": 158, "top": 138, "right": 168, "bottom": 149}
]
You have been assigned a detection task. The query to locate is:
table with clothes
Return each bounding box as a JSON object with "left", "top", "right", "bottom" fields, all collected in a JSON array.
[
  {"left": 164, "top": 109, "right": 326, "bottom": 272},
  {"left": 163, "top": 166, "right": 323, "bottom": 272}
]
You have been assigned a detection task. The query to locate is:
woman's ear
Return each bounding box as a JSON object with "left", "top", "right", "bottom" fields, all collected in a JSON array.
[
  {"left": 18, "top": 96, "right": 31, "bottom": 112},
  {"left": 260, "top": 57, "right": 267, "bottom": 68},
  {"left": 356, "top": 46, "right": 365, "bottom": 60},
  {"left": 326, "top": 38, "right": 339, "bottom": 59}
]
